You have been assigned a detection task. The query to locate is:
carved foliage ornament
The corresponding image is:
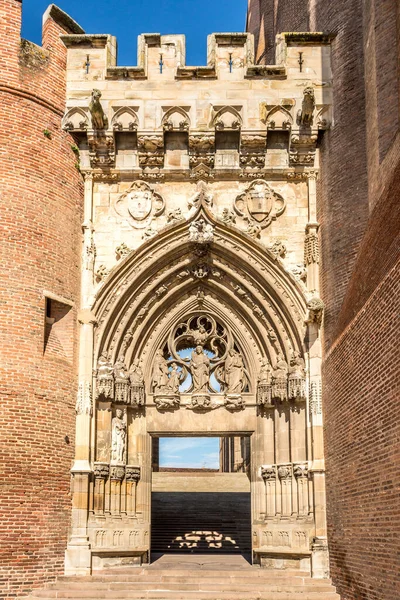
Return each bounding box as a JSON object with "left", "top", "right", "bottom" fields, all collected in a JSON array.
[
  {"left": 114, "top": 180, "right": 165, "bottom": 229},
  {"left": 234, "top": 180, "right": 286, "bottom": 229}
]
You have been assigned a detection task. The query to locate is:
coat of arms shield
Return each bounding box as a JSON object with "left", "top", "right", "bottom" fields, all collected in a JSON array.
[
  {"left": 127, "top": 187, "right": 153, "bottom": 221},
  {"left": 247, "top": 182, "right": 274, "bottom": 222}
]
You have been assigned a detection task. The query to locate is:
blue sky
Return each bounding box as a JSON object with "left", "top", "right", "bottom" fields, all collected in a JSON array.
[
  {"left": 21, "top": 0, "right": 248, "bottom": 66},
  {"left": 159, "top": 437, "right": 220, "bottom": 469}
]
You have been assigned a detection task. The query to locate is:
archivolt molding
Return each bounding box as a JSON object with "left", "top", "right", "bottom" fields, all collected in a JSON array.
[
  {"left": 92, "top": 206, "right": 307, "bottom": 384},
  {"left": 162, "top": 106, "right": 191, "bottom": 131}
]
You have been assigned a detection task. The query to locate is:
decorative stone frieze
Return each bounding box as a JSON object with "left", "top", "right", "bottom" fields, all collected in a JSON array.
[
  {"left": 293, "top": 463, "right": 308, "bottom": 479},
  {"left": 304, "top": 229, "right": 320, "bottom": 264},
  {"left": 278, "top": 464, "right": 292, "bottom": 480},
  {"left": 88, "top": 133, "right": 115, "bottom": 167}
]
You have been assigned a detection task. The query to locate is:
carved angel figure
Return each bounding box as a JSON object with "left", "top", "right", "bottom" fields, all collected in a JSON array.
[
  {"left": 190, "top": 346, "right": 210, "bottom": 393},
  {"left": 225, "top": 349, "right": 244, "bottom": 394},
  {"left": 190, "top": 325, "right": 209, "bottom": 347},
  {"left": 152, "top": 350, "right": 169, "bottom": 393},
  {"left": 111, "top": 409, "right": 126, "bottom": 463}
]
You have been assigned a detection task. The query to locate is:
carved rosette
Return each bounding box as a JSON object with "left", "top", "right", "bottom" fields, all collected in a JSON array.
[
  {"left": 293, "top": 463, "right": 308, "bottom": 479},
  {"left": 126, "top": 465, "right": 141, "bottom": 483},
  {"left": 110, "top": 465, "right": 125, "bottom": 481},
  {"left": 278, "top": 465, "right": 292, "bottom": 480},
  {"left": 261, "top": 465, "right": 277, "bottom": 482},
  {"left": 93, "top": 462, "right": 110, "bottom": 479}
]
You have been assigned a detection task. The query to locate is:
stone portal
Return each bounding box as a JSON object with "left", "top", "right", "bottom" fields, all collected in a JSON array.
[{"left": 64, "top": 31, "right": 332, "bottom": 579}]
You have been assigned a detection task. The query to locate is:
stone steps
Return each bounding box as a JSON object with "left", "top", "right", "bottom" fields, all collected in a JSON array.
[{"left": 27, "top": 557, "right": 340, "bottom": 600}]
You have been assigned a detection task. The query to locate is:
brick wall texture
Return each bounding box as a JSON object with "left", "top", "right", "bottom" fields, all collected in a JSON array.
[
  {"left": 0, "top": 2, "right": 84, "bottom": 597},
  {"left": 247, "top": 1, "right": 400, "bottom": 599}
]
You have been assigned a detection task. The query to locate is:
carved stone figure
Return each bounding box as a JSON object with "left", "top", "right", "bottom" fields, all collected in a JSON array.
[
  {"left": 167, "top": 208, "right": 184, "bottom": 223},
  {"left": 129, "top": 359, "right": 145, "bottom": 407},
  {"left": 297, "top": 86, "right": 315, "bottom": 127},
  {"left": 221, "top": 208, "right": 236, "bottom": 225},
  {"left": 111, "top": 409, "right": 126, "bottom": 464},
  {"left": 245, "top": 219, "right": 261, "bottom": 239},
  {"left": 191, "top": 346, "right": 210, "bottom": 394},
  {"left": 96, "top": 352, "right": 114, "bottom": 399},
  {"left": 278, "top": 464, "right": 292, "bottom": 480},
  {"left": 189, "top": 219, "right": 214, "bottom": 244},
  {"left": 224, "top": 349, "right": 244, "bottom": 394},
  {"left": 272, "top": 353, "right": 288, "bottom": 402},
  {"left": 114, "top": 357, "right": 130, "bottom": 404},
  {"left": 306, "top": 297, "right": 324, "bottom": 326},
  {"left": 167, "top": 362, "right": 182, "bottom": 395},
  {"left": 89, "top": 89, "right": 108, "bottom": 130},
  {"left": 288, "top": 351, "right": 306, "bottom": 401},
  {"left": 190, "top": 324, "right": 209, "bottom": 347},
  {"left": 188, "top": 180, "right": 213, "bottom": 212},
  {"left": 257, "top": 358, "right": 273, "bottom": 406},
  {"left": 269, "top": 240, "right": 287, "bottom": 259},
  {"left": 152, "top": 350, "right": 169, "bottom": 394}
]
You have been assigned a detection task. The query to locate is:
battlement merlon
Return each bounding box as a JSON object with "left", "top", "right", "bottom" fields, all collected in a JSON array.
[{"left": 61, "top": 31, "right": 334, "bottom": 83}]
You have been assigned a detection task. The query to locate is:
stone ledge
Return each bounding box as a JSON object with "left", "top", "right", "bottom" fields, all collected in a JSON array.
[{"left": 44, "top": 4, "right": 84, "bottom": 35}]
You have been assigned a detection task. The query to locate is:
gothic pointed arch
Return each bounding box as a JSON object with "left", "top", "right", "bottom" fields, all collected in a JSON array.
[
  {"left": 261, "top": 105, "right": 293, "bottom": 129},
  {"left": 62, "top": 107, "right": 89, "bottom": 131},
  {"left": 92, "top": 203, "right": 307, "bottom": 396},
  {"left": 211, "top": 106, "right": 243, "bottom": 130},
  {"left": 111, "top": 107, "right": 139, "bottom": 131},
  {"left": 162, "top": 106, "right": 191, "bottom": 131}
]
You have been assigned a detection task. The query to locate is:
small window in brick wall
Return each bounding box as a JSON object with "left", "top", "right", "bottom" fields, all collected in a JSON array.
[{"left": 44, "top": 296, "right": 73, "bottom": 363}]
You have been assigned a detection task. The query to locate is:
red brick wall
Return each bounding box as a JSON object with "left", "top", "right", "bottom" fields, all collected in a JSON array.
[
  {"left": 247, "top": 1, "right": 400, "bottom": 599},
  {"left": 0, "top": 3, "right": 84, "bottom": 597}
]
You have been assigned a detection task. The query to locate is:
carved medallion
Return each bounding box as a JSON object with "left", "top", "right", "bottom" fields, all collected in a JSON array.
[
  {"left": 114, "top": 181, "right": 165, "bottom": 229},
  {"left": 234, "top": 180, "right": 286, "bottom": 229}
]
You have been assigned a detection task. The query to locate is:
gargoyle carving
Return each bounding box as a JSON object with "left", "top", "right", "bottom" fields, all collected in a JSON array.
[{"left": 89, "top": 89, "right": 108, "bottom": 130}]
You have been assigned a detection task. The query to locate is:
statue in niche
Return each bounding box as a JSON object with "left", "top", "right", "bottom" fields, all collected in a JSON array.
[
  {"left": 152, "top": 350, "right": 169, "bottom": 394},
  {"left": 224, "top": 349, "right": 244, "bottom": 394},
  {"left": 190, "top": 345, "right": 210, "bottom": 394},
  {"left": 257, "top": 358, "right": 273, "bottom": 406},
  {"left": 96, "top": 351, "right": 114, "bottom": 399},
  {"left": 111, "top": 408, "right": 126, "bottom": 464},
  {"left": 272, "top": 353, "right": 288, "bottom": 402},
  {"left": 129, "top": 359, "right": 145, "bottom": 407},
  {"left": 288, "top": 351, "right": 306, "bottom": 401}
]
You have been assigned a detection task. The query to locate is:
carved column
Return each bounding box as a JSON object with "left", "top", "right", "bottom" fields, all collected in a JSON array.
[
  {"left": 261, "top": 465, "right": 277, "bottom": 518},
  {"left": 278, "top": 464, "right": 292, "bottom": 517},
  {"left": 110, "top": 465, "right": 125, "bottom": 515},
  {"left": 93, "top": 462, "right": 109, "bottom": 515},
  {"left": 126, "top": 465, "right": 141, "bottom": 516},
  {"left": 294, "top": 463, "right": 309, "bottom": 516},
  {"left": 65, "top": 174, "right": 95, "bottom": 576}
]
